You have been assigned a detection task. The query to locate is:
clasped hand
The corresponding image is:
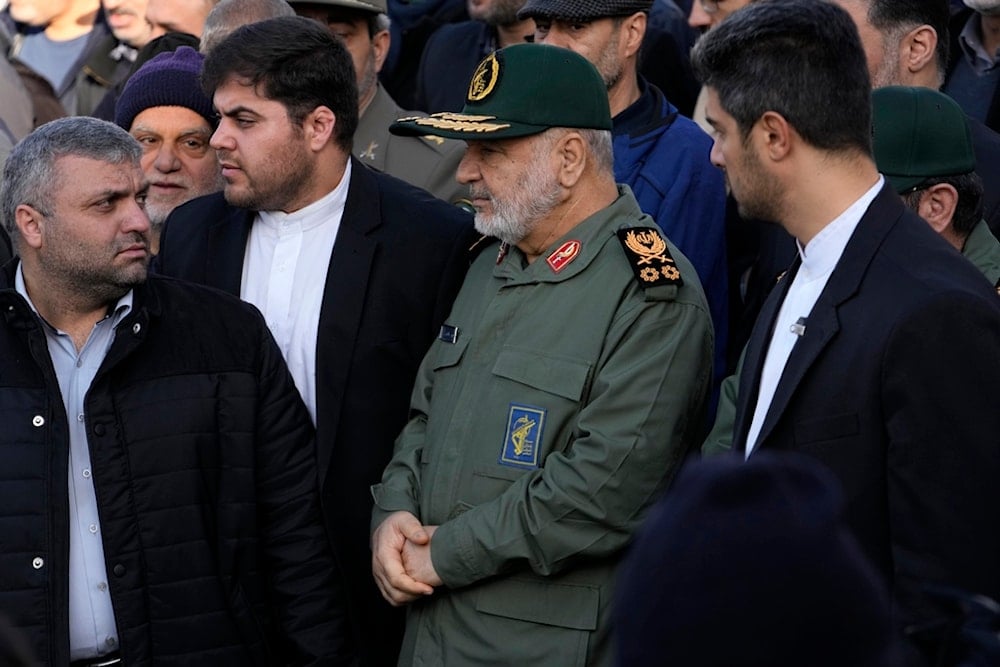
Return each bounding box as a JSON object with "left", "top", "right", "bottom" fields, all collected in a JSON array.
[{"left": 372, "top": 511, "right": 442, "bottom": 606}]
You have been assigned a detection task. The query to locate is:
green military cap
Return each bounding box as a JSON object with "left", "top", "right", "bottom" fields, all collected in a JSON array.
[
  {"left": 390, "top": 43, "right": 612, "bottom": 140},
  {"left": 872, "top": 86, "right": 976, "bottom": 193}
]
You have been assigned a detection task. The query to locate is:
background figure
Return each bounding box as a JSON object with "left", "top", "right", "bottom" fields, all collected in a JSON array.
[
  {"left": 114, "top": 45, "right": 223, "bottom": 254},
  {"left": 3, "top": 0, "right": 112, "bottom": 115},
  {"left": 0, "top": 116, "right": 353, "bottom": 665},
  {"left": 291, "top": 0, "right": 469, "bottom": 204},
  {"left": 155, "top": 17, "right": 474, "bottom": 665},
  {"left": 374, "top": 43, "right": 713, "bottom": 665},
  {"left": 145, "top": 0, "right": 217, "bottom": 37},
  {"left": 414, "top": 0, "right": 534, "bottom": 114},
  {"left": 616, "top": 453, "right": 901, "bottom": 667},
  {"left": 200, "top": 0, "right": 294, "bottom": 52},
  {"left": 523, "top": 0, "right": 729, "bottom": 400},
  {"left": 872, "top": 85, "right": 1000, "bottom": 286},
  {"left": 945, "top": 0, "right": 1000, "bottom": 133},
  {"left": 831, "top": 0, "right": 1000, "bottom": 240},
  {"left": 693, "top": 1, "right": 1000, "bottom": 661}
]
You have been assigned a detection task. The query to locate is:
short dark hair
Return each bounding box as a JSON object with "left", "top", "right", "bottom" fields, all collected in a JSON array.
[
  {"left": 201, "top": 15, "right": 358, "bottom": 151},
  {"left": 903, "top": 171, "right": 984, "bottom": 239},
  {"left": 868, "top": 0, "right": 949, "bottom": 81},
  {"left": 691, "top": 0, "right": 872, "bottom": 156}
]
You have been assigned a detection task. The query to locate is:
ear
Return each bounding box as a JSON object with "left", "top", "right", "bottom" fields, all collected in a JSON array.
[
  {"left": 620, "top": 11, "right": 646, "bottom": 59},
  {"left": 302, "top": 105, "right": 337, "bottom": 152},
  {"left": 756, "top": 110, "right": 792, "bottom": 162},
  {"left": 916, "top": 183, "right": 957, "bottom": 234},
  {"left": 555, "top": 131, "right": 587, "bottom": 188},
  {"left": 14, "top": 204, "right": 44, "bottom": 250},
  {"left": 900, "top": 25, "right": 937, "bottom": 81},
  {"left": 372, "top": 29, "right": 390, "bottom": 74}
]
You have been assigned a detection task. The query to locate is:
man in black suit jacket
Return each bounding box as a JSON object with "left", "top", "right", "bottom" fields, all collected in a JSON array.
[
  {"left": 156, "top": 17, "right": 474, "bottom": 667},
  {"left": 693, "top": 3, "right": 1000, "bottom": 663}
]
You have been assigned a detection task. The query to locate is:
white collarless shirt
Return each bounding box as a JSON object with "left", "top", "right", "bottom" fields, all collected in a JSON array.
[
  {"left": 240, "top": 161, "right": 351, "bottom": 424},
  {"left": 745, "top": 177, "right": 883, "bottom": 457}
]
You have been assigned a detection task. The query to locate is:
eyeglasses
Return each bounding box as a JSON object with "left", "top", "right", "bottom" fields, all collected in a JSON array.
[{"left": 700, "top": 0, "right": 721, "bottom": 13}]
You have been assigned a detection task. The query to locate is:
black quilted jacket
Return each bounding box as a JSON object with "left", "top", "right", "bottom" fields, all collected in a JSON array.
[{"left": 0, "top": 267, "right": 354, "bottom": 665}]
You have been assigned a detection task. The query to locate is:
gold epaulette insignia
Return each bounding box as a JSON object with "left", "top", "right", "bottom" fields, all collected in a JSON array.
[{"left": 617, "top": 227, "right": 682, "bottom": 287}]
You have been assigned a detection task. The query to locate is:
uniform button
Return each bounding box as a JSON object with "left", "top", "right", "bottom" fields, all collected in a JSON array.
[
  {"left": 113, "top": 564, "right": 126, "bottom": 577},
  {"left": 97, "top": 582, "right": 108, "bottom": 592},
  {"left": 132, "top": 323, "right": 141, "bottom": 335},
  {"left": 77, "top": 413, "right": 85, "bottom": 422},
  {"left": 82, "top": 468, "right": 92, "bottom": 479},
  {"left": 32, "top": 415, "right": 44, "bottom": 427},
  {"left": 76, "top": 359, "right": 83, "bottom": 368},
  {"left": 105, "top": 637, "right": 117, "bottom": 647},
  {"left": 89, "top": 524, "right": 98, "bottom": 534},
  {"left": 31, "top": 557, "right": 43, "bottom": 569},
  {"left": 93, "top": 424, "right": 106, "bottom": 436}
]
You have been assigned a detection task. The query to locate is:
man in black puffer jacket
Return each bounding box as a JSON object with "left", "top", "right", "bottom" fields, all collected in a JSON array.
[{"left": 0, "top": 117, "right": 354, "bottom": 665}]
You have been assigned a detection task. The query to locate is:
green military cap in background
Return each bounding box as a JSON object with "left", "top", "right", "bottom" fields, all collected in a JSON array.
[
  {"left": 389, "top": 43, "right": 612, "bottom": 140},
  {"left": 872, "top": 86, "right": 976, "bottom": 193}
]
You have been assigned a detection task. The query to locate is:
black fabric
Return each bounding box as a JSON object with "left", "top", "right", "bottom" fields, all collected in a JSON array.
[
  {"left": 519, "top": 0, "right": 653, "bottom": 21},
  {"left": 0, "top": 270, "right": 354, "bottom": 666},
  {"left": 732, "top": 186, "right": 1000, "bottom": 660},
  {"left": 156, "top": 159, "right": 476, "bottom": 667}
]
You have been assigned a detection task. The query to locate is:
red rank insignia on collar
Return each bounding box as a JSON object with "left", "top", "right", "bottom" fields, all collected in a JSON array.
[{"left": 546, "top": 240, "right": 581, "bottom": 273}]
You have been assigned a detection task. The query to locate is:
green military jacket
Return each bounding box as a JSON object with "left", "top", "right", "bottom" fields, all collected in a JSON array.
[
  {"left": 354, "top": 85, "right": 467, "bottom": 206},
  {"left": 962, "top": 218, "right": 1000, "bottom": 290},
  {"left": 372, "top": 188, "right": 714, "bottom": 666},
  {"left": 704, "top": 217, "right": 1000, "bottom": 458}
]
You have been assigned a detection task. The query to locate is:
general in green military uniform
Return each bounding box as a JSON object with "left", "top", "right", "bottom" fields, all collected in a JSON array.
[
  {"left": 290, "top": 0, "right": 468, "bottom": 205},
  {"left": 371, "top": 44, "right": 714, "bottom": 666}
]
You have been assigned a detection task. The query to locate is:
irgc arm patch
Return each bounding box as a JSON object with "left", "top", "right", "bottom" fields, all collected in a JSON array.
[{"left": 617, "top": 227, "right": 683, "bottom": 287}]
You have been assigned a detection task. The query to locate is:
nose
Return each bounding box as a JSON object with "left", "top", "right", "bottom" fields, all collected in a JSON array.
[
  {"left": 124, "top": 197, "right": 152, "bottom": 236},
  {"left": 210, "top": 122, "right": 232, "bottom": 152},
  {"left": 455, "top": 146, "right": 481, "bottom": 185},
  {"left": 689, "top": 3, "right": 711, "bottom": 29},
  {"left": 709, "top": 139, "right": 725, "bottom": 171},
  {"left": 153, "top": 143, "right": 181, "bottom": 173}
]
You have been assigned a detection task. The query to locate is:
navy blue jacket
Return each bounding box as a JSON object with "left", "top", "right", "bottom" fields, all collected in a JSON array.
[{"left": 614, "top": 80, "right": 729, "bottom": 393}]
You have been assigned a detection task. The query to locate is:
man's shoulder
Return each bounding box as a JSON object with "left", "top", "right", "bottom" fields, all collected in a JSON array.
[
  {"left": 424, "top": 20, "right": 488, "bottom": 55},
  {"left": 166, "top": 191, "right": 241, "bottom": 227},
  {"left": 143, "top": 274, "right": 264, "bottom": 328},
  {"left": 861, "top": 204, "right": 998, "bottom": 310},
  {"left": 358, "top": 164, "right": 472, "bottom": 236}
]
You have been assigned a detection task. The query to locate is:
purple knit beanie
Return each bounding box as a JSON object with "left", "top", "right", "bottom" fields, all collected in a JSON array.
[{"left": 115, "top": 46, "right": 215, "bottom": 131}]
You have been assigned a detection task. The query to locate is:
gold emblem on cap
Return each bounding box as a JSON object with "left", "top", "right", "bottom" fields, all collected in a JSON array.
[
  {"left": 413, "top": 114, "right": 511, "bottom": 133},
  {"left": 468, "top": 53, "right": 501, "bottom": 102}
]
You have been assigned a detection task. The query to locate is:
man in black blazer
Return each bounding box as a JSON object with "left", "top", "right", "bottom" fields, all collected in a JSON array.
[
  {"left": 693, "top": 2, "right": 1000, "bottom": 663},
  {"left": 156, "top": 17, "right": 474, "bottom": 667}
]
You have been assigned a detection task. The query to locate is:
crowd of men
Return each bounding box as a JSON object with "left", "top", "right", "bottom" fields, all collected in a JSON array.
[{"left": 1, "top": 0, "right": 999, "bottom": 666}]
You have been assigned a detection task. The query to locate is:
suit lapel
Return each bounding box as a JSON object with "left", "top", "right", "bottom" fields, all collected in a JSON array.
[
  {"left": 740, "top": 185, "right": 905, "bottom": 452},
  {"left": 733, "top": 259, "right": 797, "bottom": 453},
  {"left": 315, "top": 159, "right": 382, "bottom": 488},
  {"left": 206, "top": 207, "right": 254, "bottom": 296}
]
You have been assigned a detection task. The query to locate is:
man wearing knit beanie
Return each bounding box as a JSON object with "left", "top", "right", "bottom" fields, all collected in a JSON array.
[{"left": 115, "top": 45, "right": 222, "bottom": 253}]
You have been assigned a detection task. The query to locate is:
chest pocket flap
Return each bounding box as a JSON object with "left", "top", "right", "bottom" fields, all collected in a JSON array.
[{"left": 492, "top": 348, "right": 591, "bottom": 402}]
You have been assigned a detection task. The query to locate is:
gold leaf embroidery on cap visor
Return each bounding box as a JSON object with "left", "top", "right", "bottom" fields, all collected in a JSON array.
[{"left": 412, "top": 115, "right": 511, "bottom": 133}]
